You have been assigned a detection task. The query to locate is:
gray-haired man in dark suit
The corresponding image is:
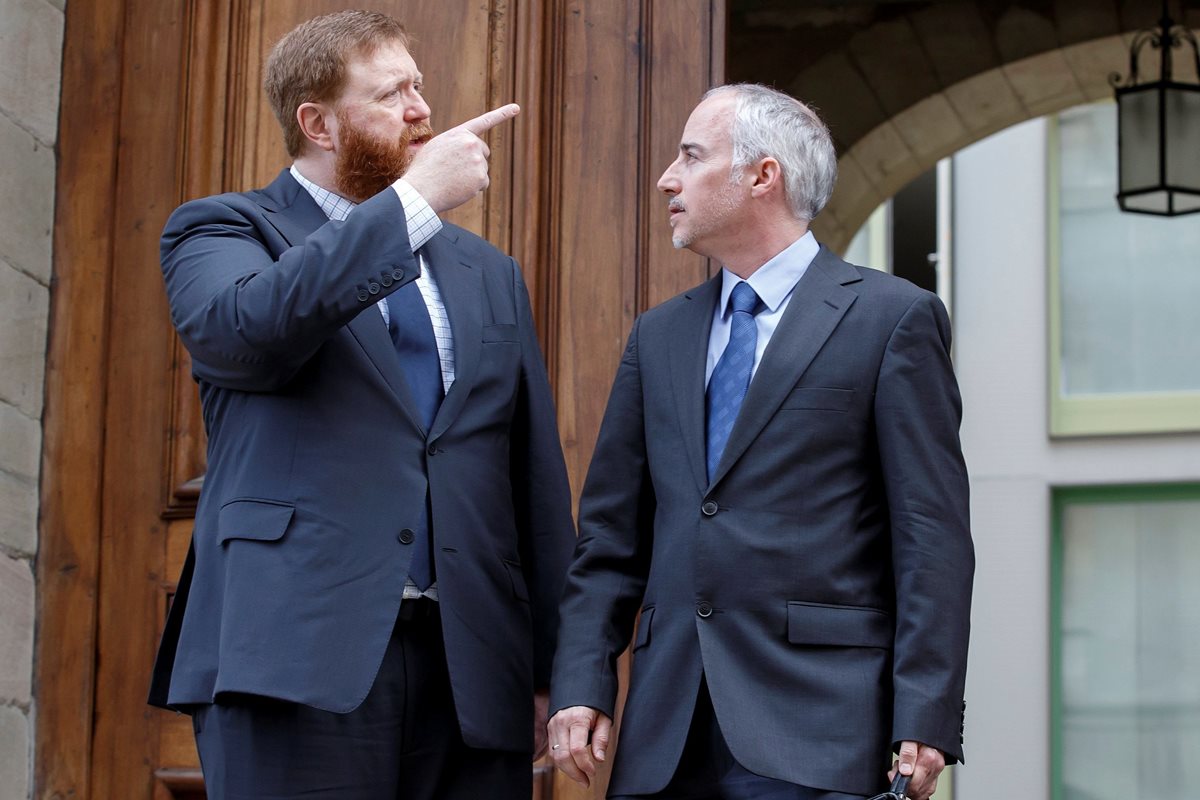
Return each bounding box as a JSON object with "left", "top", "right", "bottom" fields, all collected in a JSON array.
[{"left": 549, "top": 84, "right": 973, "bottom": 800}]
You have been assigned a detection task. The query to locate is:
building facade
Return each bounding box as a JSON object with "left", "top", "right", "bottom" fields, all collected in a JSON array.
[
  {"left": 1, "top": 2, "right": 1196, "bottom": 799},
  {"left": 0, "top": 0, "right": 63, "bottom": 798}
]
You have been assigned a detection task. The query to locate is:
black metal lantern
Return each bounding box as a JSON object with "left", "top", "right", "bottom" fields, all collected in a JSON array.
[{"left": 1110, "top": 1, "right": 1200, "bottom": 216}]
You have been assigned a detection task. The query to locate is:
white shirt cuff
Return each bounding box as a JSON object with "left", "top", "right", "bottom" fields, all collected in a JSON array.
[{"left": 392, "top": 179, "right": 443, "bottom": 251}]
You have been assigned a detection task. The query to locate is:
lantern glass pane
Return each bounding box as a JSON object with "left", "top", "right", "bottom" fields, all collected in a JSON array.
[
  {"left": 1118, "top": 87, "right": 1161, "bottom": 192},
  {"left": 1165, "top": 87, "right": 1200, "bottom": 191},
  {"left": 1121, "top": 192, "right": 1171, "bottom": 213},
  {"left": 1172, "top": 193, "right": 1200, "bottom": 214}
]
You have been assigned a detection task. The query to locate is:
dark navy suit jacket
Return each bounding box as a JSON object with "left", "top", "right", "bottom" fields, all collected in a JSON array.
[
  {"left": 149, "top": 170, "right": 575, "bottom": 753},
  {"left": 550, "top": 248, "right": 974, "bottom": 795}
]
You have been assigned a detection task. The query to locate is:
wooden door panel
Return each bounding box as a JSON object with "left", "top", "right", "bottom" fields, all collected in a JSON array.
[
  {"left": 87, "top": 0, "right": 190, "bottom": 797},
  {"left": 547, "top": 1, "right": 724, "bottom": 797},
  {"left": 41, "top": 1, "right": 723, "bottom": 798}
]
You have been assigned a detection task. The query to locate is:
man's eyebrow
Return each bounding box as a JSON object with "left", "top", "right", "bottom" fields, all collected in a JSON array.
[
  {"left": 680, "top": 142, "right": 706, "bottom": 155},
  {"left": 382, "top": 72, "right": 422, "bottom": 89}
]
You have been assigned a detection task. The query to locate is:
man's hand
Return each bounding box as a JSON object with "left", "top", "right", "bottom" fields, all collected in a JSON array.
[
  {"left": 888, "top": 740, "right": 945, "bottom": 800},
  {"left": 547, "top": 705, "right": 613, "bottom": 787},
  {"left": 402, "top": 103, "right": 520, "bottom": 213},
  {"left": 533, "top": 689, "right": 550, "bottom": 761}
]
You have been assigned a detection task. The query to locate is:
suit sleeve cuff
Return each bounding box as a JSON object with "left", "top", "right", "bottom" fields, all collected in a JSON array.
[
  {"left": 391, "top": 179, "right": 442, "bottom": 251},
  {"left": 892, "top": 699, "right": 966, "bottom": 764}
]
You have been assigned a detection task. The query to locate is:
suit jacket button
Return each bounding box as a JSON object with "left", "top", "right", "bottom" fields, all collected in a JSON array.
[
  {"left": 398, "top": 529, "right": 415, "bottom": 545},
  {"left": 392, "top": 268, "right": 405, "bottom": 280},
  {"left": 356, "top": 289, "right": 370, "bottom": 302},
  {"left": 427, "top": 443, "right": 438, "bottom": 456},
  {"left": 380, "top": 274, "right": 393, "bottom": 287},
  {"left": 368, "top": 282, "right": 382, "bottom": 295},
  {"left": 701, "top": 501, "right": 718, "bottom": 516},
  {"left": 696, "top": 601, "right": 713, "bottom": 618}
]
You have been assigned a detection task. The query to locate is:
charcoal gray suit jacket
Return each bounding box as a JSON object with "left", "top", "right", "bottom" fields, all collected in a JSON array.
[
  {"left": 149, "top": 170, "right": 574, "bottom": 753},
  {"left": 550, "top": 247, "right": 974, "bottom": 796}
]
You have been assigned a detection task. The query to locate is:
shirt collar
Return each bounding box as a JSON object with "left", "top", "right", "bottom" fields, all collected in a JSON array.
[
  {"left": 718, "top": 231, "right": 819, "bottom": 318},
  {"left": 290, "top": 165, "right": 357, "bottom": 222}
]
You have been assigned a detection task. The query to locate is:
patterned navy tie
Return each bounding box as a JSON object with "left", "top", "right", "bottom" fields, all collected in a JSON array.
[
  {"left": 386, "top": 277, "right": 443, "bottom": 590},
  {"left": 705, "top": 281, "right": 763, "bottom": 483}
]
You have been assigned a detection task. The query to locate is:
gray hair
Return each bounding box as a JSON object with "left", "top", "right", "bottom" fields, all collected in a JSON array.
[{"left": 703, "top": 83, "right": 838, "bottom": 221}]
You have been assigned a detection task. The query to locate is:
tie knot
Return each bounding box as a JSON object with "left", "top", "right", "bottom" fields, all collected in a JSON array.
[{"left": 729, "top": 281, "right": 761, "bottom": 316}]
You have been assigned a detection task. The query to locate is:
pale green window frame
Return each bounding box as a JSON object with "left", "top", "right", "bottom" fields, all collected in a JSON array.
[
  {"left": 1047, "top": 107, "right": 1200, "bottom": 436},
  {"left": 1050, "top": 483, "right": 1200, "bottom": 800}
]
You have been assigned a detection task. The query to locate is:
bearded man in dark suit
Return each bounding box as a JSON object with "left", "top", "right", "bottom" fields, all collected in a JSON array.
[{"left": 149, "top": 11, "right": 574, "bottom": 799}]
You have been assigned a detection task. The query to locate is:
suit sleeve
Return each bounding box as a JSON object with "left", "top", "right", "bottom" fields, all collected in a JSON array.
[
  {"left": 507, "top": 260, "right": 577, "bottom": 689},
  {"left": 549, "top": 318, "right": 655, "bottom": 719},
  {"left": 160, "top": 188, "right": 419, "bottom": 392},
  {"left": 873, "top": 292, "right": 974, "bottom": 763}
]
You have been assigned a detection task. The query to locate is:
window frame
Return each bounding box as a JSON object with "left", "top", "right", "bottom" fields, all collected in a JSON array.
[
  {"left": 1047, "top": 105, "right": 1200, "bottom": 437},
  {"left": 1050, "top": 482, "right": 1200, "bottom": 800}
]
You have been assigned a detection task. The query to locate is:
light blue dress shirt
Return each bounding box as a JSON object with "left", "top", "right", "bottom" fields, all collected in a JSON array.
[{"left": 705, "top": 231, "right": 820, "bottom": 387}]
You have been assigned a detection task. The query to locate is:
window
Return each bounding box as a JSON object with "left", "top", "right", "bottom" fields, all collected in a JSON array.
[
  {"left": 1053, "top": 485, "right": 1200, "bottom": 800},
  {"left": 841, "top": 159, "right": 955, "bottom": 316},
  {"left": 1049, "top": 102, "right": 1200, "bottom": 435}
]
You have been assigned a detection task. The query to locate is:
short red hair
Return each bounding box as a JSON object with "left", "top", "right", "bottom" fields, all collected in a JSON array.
[{"left": 264, "top": 10, "right": 412, "bottom": 157}]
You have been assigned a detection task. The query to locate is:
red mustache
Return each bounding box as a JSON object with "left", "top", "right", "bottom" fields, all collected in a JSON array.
[{"left": 399, "top": 122, "right": 435, "bottom": 148}]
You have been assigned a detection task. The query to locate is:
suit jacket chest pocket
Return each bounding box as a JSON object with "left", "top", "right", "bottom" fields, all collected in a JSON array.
[
  {"left": 779, "top": 387, "right": 855, "bottom": 412},
  {"left": 482, "top": 323, "right": 519, "bottom": 343},
  {"left": 475, "top": 324, "right": 521, "bottom": 401}
]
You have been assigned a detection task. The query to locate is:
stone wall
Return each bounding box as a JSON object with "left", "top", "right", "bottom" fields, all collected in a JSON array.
[{"left": 0, "top": 0, "right": 65, "bottom": 797}]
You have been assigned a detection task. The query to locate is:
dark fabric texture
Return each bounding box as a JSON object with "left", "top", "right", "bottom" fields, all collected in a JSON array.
[
  {"left": 610, "top": 677, "right": 870, "bottom": 800},
  {"left": 193, "top": 610, "right": 530, "bottom": 799},
  {"left": 551, "top": 247, "right": 974, "bottom": 796},
  {"left": 149, "top": 170, "right": 575, "bottom": 762}
]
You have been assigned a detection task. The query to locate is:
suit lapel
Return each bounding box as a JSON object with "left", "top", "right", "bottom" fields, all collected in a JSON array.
[
  {"left": 425, "top": 229, "right": 482, "bottom": 442},
  {"left": 257, "top": 170, "right": 427, "bottom": 434},
  {"left": 257, "top": 170, "right": 329, "bottom": 247},
  {"left": 708, "top": 247, "right": 860, "bottom": 489},
  {"left": 670, "top": 274, "right": 722, "bottom": 494},
  {"left": 345, "top": 310, "right": 426, "bottom": 434}
]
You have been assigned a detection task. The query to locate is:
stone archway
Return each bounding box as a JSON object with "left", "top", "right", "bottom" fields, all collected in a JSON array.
[{"left": 727, "top": 0, "right": 1200, "bottom": 251}]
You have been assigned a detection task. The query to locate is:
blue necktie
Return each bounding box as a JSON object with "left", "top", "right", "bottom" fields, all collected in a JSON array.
[
  {"left": 386, "top": 276, "right": 443, "bottom": 590},
  {"left": 706, "top": 281, "right": 763, "bottom": 483}
]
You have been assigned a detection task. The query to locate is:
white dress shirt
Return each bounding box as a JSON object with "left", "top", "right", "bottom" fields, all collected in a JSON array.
[{"left": 705, "top": 231, "right": 820, "bottom": 387}]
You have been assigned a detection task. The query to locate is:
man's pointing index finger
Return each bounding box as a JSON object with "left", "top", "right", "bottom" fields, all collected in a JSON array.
[{"left": 457, "top": 103, "right": 521, "bottom": 136}]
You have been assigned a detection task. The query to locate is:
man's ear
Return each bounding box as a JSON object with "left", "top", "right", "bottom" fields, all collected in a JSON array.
[
  {"left": 749, "top": 157, "right": 782, "bottom": 199},
  {"left": 297, "top": 102, "right": 337, "bottom": 153}
]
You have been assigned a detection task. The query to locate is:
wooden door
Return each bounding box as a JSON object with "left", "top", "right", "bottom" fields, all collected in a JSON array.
[{"left": 37, "top": 1, "right": 724, "bottom": 799}]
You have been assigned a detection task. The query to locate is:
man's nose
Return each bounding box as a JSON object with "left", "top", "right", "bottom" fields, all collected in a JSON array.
[
  {"left": 657, "top": 165, "right": 678, "bottom": 194},
  {"left": 406, "top": 97, "right": 431, "bottom": 123}
]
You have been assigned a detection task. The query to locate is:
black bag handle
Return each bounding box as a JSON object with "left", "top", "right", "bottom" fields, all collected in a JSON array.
[{"left": 869, "top": 774, "right": 911, "bottom": 800}]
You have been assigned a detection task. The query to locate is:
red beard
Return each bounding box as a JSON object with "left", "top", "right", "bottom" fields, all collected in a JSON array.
[{"left": 334, "top": 111, "right": 435, "bottom": 202}]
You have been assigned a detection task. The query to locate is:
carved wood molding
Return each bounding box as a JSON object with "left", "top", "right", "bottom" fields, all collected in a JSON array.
[
  {"left": 35, "top": 0, "right": 128, "bottom": 794},
  {"left": 154, "top": 768, "right": 205, "bottom": 800},
  {"left": 163, "top": 0, "right": 266, "bottom": 519}
]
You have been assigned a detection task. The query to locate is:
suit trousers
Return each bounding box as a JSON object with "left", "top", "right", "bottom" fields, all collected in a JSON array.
[
  {"left": 611, "top": 676, "right": 869, "bottom": 800},
  {"left": 191, "top": 599, "right": 530, "bottom": 800}
]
